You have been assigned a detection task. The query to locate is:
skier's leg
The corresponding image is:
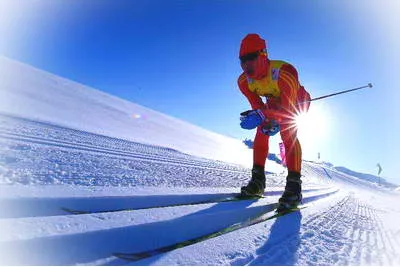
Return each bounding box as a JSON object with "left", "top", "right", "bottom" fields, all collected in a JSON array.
[
  {"left": 280, "top": 124, "right": 302, "bottom": 173},
  {"left": 241, "top": 127, "right": 269, "bottom": 196},
  {"left": 278, "top": 122, "right": 302, "bottom": 210},
  {"left": 254, "top": 126, "right": 269, "bottom": 168}
]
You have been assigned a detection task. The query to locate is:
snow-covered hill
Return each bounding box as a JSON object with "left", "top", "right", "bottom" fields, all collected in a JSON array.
[
  {"left": 0, "top": 56, "right": 252, "bottom": 167},
  {"left": 0, "top": 57, "right": 399, "bottom": 265},
  {"left": 334, "top": 166, "right": 397, "bottom": 188}
]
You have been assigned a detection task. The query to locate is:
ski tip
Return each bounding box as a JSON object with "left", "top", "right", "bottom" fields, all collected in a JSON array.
[{"left": 368, "top": 83, "right": 373, "bottom": 88}]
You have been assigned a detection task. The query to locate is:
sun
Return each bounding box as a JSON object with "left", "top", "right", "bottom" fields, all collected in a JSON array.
[{"left": 294, "top": 104, "right": 331, "bottom": 156}]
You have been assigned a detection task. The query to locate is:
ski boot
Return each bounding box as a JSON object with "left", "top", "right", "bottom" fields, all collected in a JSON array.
[
  {"left": 240, "top": 165, "right": 266, "bottom": 198},
  {"left": 276, "top": 171, "right": 302, "bottom": 213}
]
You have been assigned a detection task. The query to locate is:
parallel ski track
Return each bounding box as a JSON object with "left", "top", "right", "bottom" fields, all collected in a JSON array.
[
  {"left": 0, "top": 114, "right": 246, "bottom": 173},
  {"left": 60, "top": 187, "right": 332, "bottom": 215},
  {"left": 0, "top": 187, "right": 333, "bottom": 219},
  {"left": 0, "top": 131, "right": 246, "bottom": 173},
  {"left": 111, "top": 188, "right": 339, "bottom": 263},
  {"left": 0, "top": 188, "right": 339, "bottom": 265},
  {"left": 0, "top": 114, "right": 183, "bottom": 156},
  {"left": 113, "top": 206, "right": 309, "bottom": 262},
  {"left": 0, "top": 114, "right": 351, "bottom": 265},
  {"left": 0, "top": 114, "right": 289, "bottom": 190},
  {"left": 294, "top": 195, "right": 400, "bottom": 265}
]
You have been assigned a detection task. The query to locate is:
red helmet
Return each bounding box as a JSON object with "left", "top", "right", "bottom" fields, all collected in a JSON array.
[{"left": 239, "top": 34, "right": 267, "bottom": 57}]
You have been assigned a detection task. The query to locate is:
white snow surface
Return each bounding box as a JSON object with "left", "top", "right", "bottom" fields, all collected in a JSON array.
[
  {"left": 0, "top": 57, "right": 399, "bottom": 266},
  {"left": 0, "top": 56, "right": 253, "bottom": 167}
]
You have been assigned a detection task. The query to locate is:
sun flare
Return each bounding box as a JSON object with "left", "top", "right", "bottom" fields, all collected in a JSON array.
[{"left": 295, "top": 104, "right": 330, "bottom": 156}]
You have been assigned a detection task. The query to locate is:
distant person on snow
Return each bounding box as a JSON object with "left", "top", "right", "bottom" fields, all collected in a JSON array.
[{"left": 237, "top": 33, "right": 310, "bottom": 210}]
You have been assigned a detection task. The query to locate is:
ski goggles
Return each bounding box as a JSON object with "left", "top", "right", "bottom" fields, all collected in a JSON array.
[{"left": 239, "top": 50, "right": 267, "bottom": 63}]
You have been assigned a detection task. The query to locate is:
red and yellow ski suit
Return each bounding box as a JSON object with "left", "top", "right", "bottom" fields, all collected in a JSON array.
[{"left": 238, "top": 60, "right": 302, "bottom": 173}]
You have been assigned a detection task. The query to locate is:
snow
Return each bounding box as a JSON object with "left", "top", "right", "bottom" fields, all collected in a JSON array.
[
  {"left": 1, "top": 57, "right": 400, "bottom": 265},
  {"left": 0, "top": 56, "right": 252, "bottom": 167}
]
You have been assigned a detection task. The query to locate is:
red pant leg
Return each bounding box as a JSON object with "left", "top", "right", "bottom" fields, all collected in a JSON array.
[
  {"left": 279, "top": 122, "right": 302, "bottom": 172},
  {"left": 253, "top": 126, "right": 269, "bottom": 167}
]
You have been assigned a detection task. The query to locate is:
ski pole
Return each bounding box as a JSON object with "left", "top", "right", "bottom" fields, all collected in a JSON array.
[{"left": 308, "top": 83, "right": 373, "bottom": 103}]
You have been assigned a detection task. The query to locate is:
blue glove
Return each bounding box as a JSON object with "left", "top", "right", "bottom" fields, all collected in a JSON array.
[
  {"left": 261, "top": 120, "right": 280, "bottom": 136},
  {"left": 240, "top": 109, "right": 265, "bottom": 129}
]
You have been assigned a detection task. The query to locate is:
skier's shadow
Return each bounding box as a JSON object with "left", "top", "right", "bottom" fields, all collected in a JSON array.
[
  {"left": 113, "top": 199, "right": 258, "bottom": 266},
  {"left": 247, "top": 210, "right": 302, "bottom": 266}
]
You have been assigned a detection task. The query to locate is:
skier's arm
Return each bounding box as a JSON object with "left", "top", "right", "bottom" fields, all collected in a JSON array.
[{"left": 238, "top": 74, "right": 264, "bottom": 110}]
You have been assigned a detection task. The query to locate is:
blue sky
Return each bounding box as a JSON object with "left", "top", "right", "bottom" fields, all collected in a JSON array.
[{"left": 1, "top": 0, "right": 399, "bottom": 184}]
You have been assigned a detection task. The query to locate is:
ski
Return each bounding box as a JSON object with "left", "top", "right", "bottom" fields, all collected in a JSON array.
[
  {"left": 61, "top": 194, "right": 264, "bottom": 215},
  {"left": 60, "top": 188, "right": 331, "bottom": 215},
  {"left": 113, "top": 204, "right": 306, "bottom": 262}
]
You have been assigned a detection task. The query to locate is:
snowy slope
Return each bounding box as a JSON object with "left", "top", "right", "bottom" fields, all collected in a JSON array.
[
  {"left": 334, "top": 166, "right": 397, "bottom": 188},
  {"left": 0, "top": 56, "right": 252, "bottom": 167},
  {"left": 1, "top": 58, "right": 400, "bottom": 265}
]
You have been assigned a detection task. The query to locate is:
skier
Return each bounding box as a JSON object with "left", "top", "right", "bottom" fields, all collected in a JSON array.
[{"left": 237, "top": 33, "right": 310, "bottom": 210}]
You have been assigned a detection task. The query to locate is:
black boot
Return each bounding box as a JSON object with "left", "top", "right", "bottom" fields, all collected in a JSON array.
[
  {"left": 240, "top": 165, "right": 266, "bottom": 197},
  {"left": 277, "top": 171, "right": 302, "bottom": 212}
]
